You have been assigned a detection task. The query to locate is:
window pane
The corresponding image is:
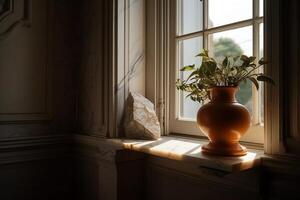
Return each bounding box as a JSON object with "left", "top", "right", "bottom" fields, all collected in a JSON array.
[
  {"left": 259, "top": 0, "right": 264, "bottom": 17},
  {"left": 208, "top": 26, "right": 253, "bottom": 114},
  {"left": 177, "top": 0, "right": 203, "bottom": 35},
  {"left": 178, "top": 37, "right": 203, "bottom": 119},
  {"left": 208, "top": 0, "right": 252, "bottom": 28},
  {"left": 259, "top": 23, "right": 264, "bottom": 123}
]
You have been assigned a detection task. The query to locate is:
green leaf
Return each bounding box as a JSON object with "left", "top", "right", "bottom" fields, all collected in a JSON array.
[
  {"left": 200, "top": 58, "right": 217, "bottom": 76},
  {"left": 180, "top": 64, "right": 195, "bottom": 71},
  {"left": 222, "top": 57, "right": 228, "bottom": 67},
  {"left": 249, "top": 56, "right": 256, "bottom": 63},
  {"left": 247, "top": 77, "right": 259, "bottom": 90},
  {"left": 196, "top": 53, "right": 207, "bottom": 57},
  {"left": 257, "top": 75, "right": 275, "bottom": 85},
  {"left": 240, "top": 55, "right": 249, "bottom": 62},
  {"left": 200, "top": 64, "right": 210, "bottom": 77},
  {"left": 258, "top": 58, "right": 268, "bottom": 65},
  {"left": 240, "top": 55, "right": 250, "bottom": 67},
  {"left": 186, "top": 90, "right": 199, "bottom": 100},
  {"left": 201, "top": 56, "right": 211, "bottom": 62},
  {"left": 197, "top": 83, "right": 205, "bottom": 90},
  {"left": 208, "top": 61, "right": 217, "bottom": 71},
  {"left": 196, "top": 49, "right": 209, "bottom": 57},
  {"left": 190, "top": 96, "right": 198, "bottom": 102}
]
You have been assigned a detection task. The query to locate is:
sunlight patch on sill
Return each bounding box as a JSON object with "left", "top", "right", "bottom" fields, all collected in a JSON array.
[
  {"left": 239, "top": 152, "right": 257, "bottom": 162},
  {"left": 149, "top": 140, "right": 201, "bottom": 156}
]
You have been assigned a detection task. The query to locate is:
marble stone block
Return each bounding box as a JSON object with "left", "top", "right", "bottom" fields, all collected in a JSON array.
[{"left": 123, "top": 92, "right": 161, "bottom": 140}]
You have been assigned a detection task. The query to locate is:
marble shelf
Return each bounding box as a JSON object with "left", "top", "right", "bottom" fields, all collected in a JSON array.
[{"left": 110, "top": 136, "right": 266, "bottom": 172}]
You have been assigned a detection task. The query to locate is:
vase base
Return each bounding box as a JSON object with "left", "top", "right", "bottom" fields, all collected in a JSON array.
[{"left": 202, "top": 142, "right": 247, "bottom": 157}]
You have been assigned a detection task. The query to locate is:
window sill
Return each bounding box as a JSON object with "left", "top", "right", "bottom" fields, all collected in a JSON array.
[{"left": 110, "top": 136, "right": 265, "bottom": 173}]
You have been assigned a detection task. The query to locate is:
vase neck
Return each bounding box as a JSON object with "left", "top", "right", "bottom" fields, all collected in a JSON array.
[{"left": 210, "top": 87, "right": 238, "bottom": 102}]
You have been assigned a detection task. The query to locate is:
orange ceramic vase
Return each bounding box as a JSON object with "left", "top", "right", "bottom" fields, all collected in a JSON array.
[{"left": 197, "top": 86, "right": 250, "bottom": 156}]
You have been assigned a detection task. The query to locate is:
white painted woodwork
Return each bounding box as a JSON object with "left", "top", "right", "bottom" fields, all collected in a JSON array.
[{"left": 116, "top": 0, "right": 146, "bottom": 136}]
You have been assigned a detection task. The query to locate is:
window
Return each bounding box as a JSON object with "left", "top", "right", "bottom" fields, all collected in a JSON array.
[{"left": 169, "top": 0, "right": 264, "bottom": 143}]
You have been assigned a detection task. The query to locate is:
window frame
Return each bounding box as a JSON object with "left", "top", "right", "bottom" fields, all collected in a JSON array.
[
  {"left": 105, "top": 0, "right": 284, "bottom": 157},
  {"left": 145, "top": 0, "right": 285, "bottom": 152},
  {"left": 169, "top": 0, "right": 265, "bottom": 144}
]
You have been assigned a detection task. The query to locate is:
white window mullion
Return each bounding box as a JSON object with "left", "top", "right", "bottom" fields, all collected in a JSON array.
[
  {"left": 252, "top": 0, "right": 261, "bottom": 125},
  {"left": 175, "top": 31, "right": 204, "bottom": 41},
  {"left": 254, "top": 0, "right": 260, "bottom": 18},
  {"left": 203, "top": 0, "right": 208, "bottom": 49},
  {"left": 252, "top": 22, "right": 260, "bottom": 125}
]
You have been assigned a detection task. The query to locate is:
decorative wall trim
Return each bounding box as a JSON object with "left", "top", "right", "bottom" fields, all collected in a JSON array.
[
  {"left": 0, "top": 133, "right": 140, "bottom": 165},
  {"left": 0, "top": 134, "right": 72, "bottom": 165},
  {"left": 0, "top": 0, "right": 13, "bottom": 22},
  {"left": 0, "top": 134, "right": 71, "bottom": 149},
  {"left": 0, "top": 0, "right": 31, "bottom": 39}
]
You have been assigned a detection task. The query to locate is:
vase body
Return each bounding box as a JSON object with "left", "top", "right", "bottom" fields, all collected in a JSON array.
[{"left": 197, "top": 86, "right": 250, "bottom": 156}]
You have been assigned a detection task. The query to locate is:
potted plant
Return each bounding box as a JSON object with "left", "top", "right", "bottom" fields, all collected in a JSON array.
[{"left": 176, "top": 49, "right": 274, "bottom": 156}]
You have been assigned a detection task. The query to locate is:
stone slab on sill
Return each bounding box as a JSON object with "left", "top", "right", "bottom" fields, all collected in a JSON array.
[{"left": 110, "top": 136, "right": 265, "bottom": 173}]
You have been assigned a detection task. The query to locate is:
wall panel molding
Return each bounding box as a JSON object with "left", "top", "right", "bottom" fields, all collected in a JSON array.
[
  {"left": 0, "top": 0, "right": 32, "bottom": 39},
  {"left": 0, "top": 0, "right": 13, "bottom": 20},
  {"left": 0, "top": 0, "right": 53, "bottom": 122}
]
